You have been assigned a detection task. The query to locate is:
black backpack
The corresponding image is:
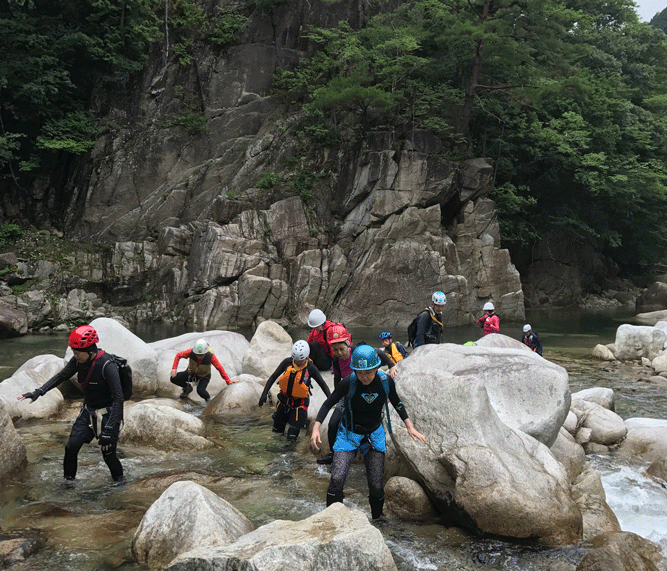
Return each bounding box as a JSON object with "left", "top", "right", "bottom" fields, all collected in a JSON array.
[
  {"left": 407, "top": 309, "right": 428, "bottom": 348},
  {"left": 103, "top": 353, "right": 133, "bottom": 400}
]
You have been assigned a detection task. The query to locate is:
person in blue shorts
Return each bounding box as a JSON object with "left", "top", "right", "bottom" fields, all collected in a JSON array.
[{"left": 310, "top": 345, "right": 426, "bottom": 520}]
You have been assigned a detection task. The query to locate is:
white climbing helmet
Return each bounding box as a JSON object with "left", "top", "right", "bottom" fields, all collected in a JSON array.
[
  {"left": 523, "top": 324, "right": 531, "bottom": 333},
  {"left": 483, "top": 302, "right": 495, "bottom": 311},
  {"left": 193, "top": 339, "right": 210, "bottom": 355},
  {"left": 292, "top": 340, "right": 310, "bottom": 361},
  {"left": 308, "top": 309, "right": 326, "bottom": 328},
  {"left": 432, "top": 291, "right": 447, "bottom": 305}
]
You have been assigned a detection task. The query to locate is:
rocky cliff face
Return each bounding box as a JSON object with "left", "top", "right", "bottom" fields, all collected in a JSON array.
[{"left": 0, "top": 0, "right": 525, "bottom": 332}]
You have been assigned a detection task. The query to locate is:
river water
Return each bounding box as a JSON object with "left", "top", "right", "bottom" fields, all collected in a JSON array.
[{"left": 1, "top": 309, "right": 666, "bottom": 571}]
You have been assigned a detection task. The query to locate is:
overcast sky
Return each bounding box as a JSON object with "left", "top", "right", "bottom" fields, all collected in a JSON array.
[{"left": 635, "top": 0, "right": 666, "bottom": 21}]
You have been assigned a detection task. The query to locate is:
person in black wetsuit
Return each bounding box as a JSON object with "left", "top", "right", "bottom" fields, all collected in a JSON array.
[
  {"left": 18, "top": 324, "right": 124, "bottom": 483},
  {"left": 258, "top": 340, "right": 331, "bottom": 442},
  {"left": 310, "top": 345, "right": 426, "bottom": 520},
  {"left": 315, "top": 325, "right": 398, "bottom": 466},
  {"left": 414, "top": 291, "right": 446, "bottom": 347}
]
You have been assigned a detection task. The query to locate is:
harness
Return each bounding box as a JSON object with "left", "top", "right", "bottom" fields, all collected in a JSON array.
[
  {"left": 187, "top": 350, "right": 214, "bottom": 377},
  {"left": 344, "top": 371, "right": 393, "bottom": 435}
]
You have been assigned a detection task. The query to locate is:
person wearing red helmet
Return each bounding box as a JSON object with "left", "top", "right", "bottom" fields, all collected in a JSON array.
[{"left": 18, "top": 324, "right": 125, "bottom": 483}]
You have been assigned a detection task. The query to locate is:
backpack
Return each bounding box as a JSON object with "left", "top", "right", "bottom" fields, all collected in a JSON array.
[
  {"left": 102, "top": 353, "right": 133, "bottom": 400},
  {"left": 407, "top": 309, "right": 428, "bottom": 348},
  {"left": 345, "top": 370, "right": 393, "bottom": 434}
]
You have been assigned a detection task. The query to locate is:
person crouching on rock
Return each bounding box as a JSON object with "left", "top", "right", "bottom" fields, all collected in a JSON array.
[
  {"left": 18, "top": 324, "right": 124, "bottom": 483},
  {"left": 310, "top": 344, "right": 426, "bottom": 520},
  {"left": 258, "top": 340, "right": 331, "bottom": 442},
  {"left": 170, "top": 338, "right": 236, "bottom": 403}
]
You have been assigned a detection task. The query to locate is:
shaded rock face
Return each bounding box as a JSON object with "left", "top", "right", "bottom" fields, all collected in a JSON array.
[
  {"left": 0, "top": 401, "right": 27, "bottom": 481},
  {"left": 0, "top": 2, "right": 526, "bottom": 332}
]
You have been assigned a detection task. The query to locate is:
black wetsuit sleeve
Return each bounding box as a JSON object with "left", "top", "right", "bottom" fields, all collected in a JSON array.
[
  {"left": 387, "top": 376, "right": 409, "bottom": 422},
  {"left": 332, "top": 356, "right": 341, "bottom": 386},
  {"left": 397, "top": 343, "right": 409, "bottom": 358},
  {"left": 101, "top": 359, "right": 124, "bottom": 431},
  {"left": 260, "top": 357, "right": 291, "bottom": 400},
  {"left": 414, "top": 310, "right": 430, "bottom": 347},
  {"left": 308, "top": 363, "right": 331, "bottom": 398},
  {"left": 376, "top": 349, "right": 394, "bottom": 368},
  {"left": 36, "top": 357, "right": 78, "bottom": 395},
  {"left": 315, "top": 377, "right": 350, "bottom": 423}
]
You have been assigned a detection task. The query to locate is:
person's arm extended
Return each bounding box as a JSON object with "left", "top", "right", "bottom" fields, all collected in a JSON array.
[
  {"left": 258, "top": 358, "right": 290, "bottom": 406},
  {"left": 170, "top": 349, "right": 190, "bottom": 377},
  {"left": 18, "top": 358, "right": 77, "bottom": 401},
  {"left": 376, "top": 349, "right": 398, "bottom": 377},
  {"left": 311, "top": 379, "right": 348, "bottom": 451},
  {"left": 211, "top": 353, "right": 235, "bottom": 384},
  {"left": 309, "top": 364, "right": 331, "bottom": 398}
]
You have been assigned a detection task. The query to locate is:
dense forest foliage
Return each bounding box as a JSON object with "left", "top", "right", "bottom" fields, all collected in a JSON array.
[{"left": 1, "top": 0, "right": 667, "bottom": 275}]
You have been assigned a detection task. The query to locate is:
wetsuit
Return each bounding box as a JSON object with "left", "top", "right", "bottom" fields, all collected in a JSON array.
[
  {"left": 522, "top": 332, "right": 543, "bottom": 356},
  {"left": 328, "top": 347, "right": 395, "bottom": 451},
  {"left": 33, "top": 351, "right": 124, "bottom": 481},
  {"left": 315, "top": 372, "right": 409, "bottom": 519},
  {"left": 414, "top": 308, "right": 443, "bottom": 347},
  {"left": 259, "top": 358, "right": 331, "bottom": 440},
  {"left": 171, "top": 349, "right": 232, "bottom": 401}
]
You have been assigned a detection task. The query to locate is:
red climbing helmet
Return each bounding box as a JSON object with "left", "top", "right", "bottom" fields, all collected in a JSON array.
[
  {"left": 69, "top": 325, "right": 99, "bottom": 349},
  {"left": 326, "top": 324, "right": 351, "bottom": 345}
]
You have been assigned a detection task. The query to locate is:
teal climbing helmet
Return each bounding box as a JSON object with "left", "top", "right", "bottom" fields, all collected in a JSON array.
[{"left": 350, "top": 344, "right": 381, "bottom": 371}]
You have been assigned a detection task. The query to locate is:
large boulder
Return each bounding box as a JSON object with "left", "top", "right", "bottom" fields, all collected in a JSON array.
[
  {"left": 132, "top": 480, "right": 254, "bottom": 570},
  {"left": 241, "top": 320, "right": 292, "bottom": 378},
  {"left": 569, "top": 399, "right": 627, "bottom": 447},
  {"left": 0, "top": 355, "right": 66, "bottom": 421},
  {"left": 390, "top": 344, "right": 581, "bottom": 545},
  {"left": 121, "top": 401, "right": 214, "bottom": 451},
  {"left": 613, "top": 324, "right": 667, "bottom": 361},
  {"left": 636, "top": 281, "right": 667, "bottom": 310},
  {"left": 617, "top": 418, "right": 667, "bottom": 463},
  {"left": 571, "top": 388, "right": 615, "bottom": 410},
  {"left": 574, "top": 532, "right": 662, "bottom": 571},
  {"left": 0, "top": 401, "right": 26, "bottom": 481},
  {"left": 550, "top": 428, "right": 586, "bottom": 484},
  {"left": 151, "top": 330, "right": 249, "bottom": 401},
  {"left": 165, "top": 503, "right": 398, "bottom": 571},
  {"left": 635, "top": 310, "right": 667, "bottom": 325},
  {"left": 0, "top": 302, "right": 28, "bottom": 338},
  {"left": 385, "top": 476, "right": 438, "bottom": 522},
  {"left": 202, "top": 380, "right": 264, "bottom": 419},
  {"left": 570, "top": 467, "right": 621, "bottom": 540},
  {"left": 88, "top": 317, "right": 158, "bottom": 396}
]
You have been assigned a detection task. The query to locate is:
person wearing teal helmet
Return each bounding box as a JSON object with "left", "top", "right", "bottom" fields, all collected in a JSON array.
[{"left": 311, "top": 345, "right": 426, "bottom": 520}]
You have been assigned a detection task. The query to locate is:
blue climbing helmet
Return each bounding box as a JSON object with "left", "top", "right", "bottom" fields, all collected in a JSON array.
[
  {"left": 350, "top": 344, "right": 381, "bottom": 370},
  {"left": 378, "top": 331, "right": 392, "bottom": 341}
]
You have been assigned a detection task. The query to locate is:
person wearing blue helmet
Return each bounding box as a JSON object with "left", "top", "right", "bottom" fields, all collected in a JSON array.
[
  {"left": 311, "top": 345, "right": 426, "bottom": 520},
  {"left": 378, "top": 331, "right": 408, "bottom": 365},
  {"left": 412, "top": 291, "right": 445, "bottom": 347}
]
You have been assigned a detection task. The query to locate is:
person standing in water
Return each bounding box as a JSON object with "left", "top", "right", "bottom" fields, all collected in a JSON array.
[
  {"left": 18, "top": 325, "right": 125, "bottom": 483},
  {"left": 311, "top": 345, "right": 426, "bottom": 520}
]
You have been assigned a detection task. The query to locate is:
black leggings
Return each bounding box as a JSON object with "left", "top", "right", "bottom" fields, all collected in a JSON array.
[
  {"left": 327, "top": 407, "right": 342, "bottom": 450},
  {"left": 308, "top": 342, "right": 332, "bottom": 371},
  {"left": 326, "top": 448, "right": 385, "bottom": 517},
  {"left": 64, "top": 408, "right": 123, "bottom": 481},
  {"left": 171, "top": 371, "right": 211, "bottom": 400}
]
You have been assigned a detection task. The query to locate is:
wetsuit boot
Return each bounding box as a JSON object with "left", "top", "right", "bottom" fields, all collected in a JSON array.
[
  {"left": 179, "top": 383, "right": 193, "bottom": 399},
  {"left": 326, "top": 491, "right": 344, "bottom": 507},
  {"left": 369, "top": 494, "right": 385, "bottom": 520}
]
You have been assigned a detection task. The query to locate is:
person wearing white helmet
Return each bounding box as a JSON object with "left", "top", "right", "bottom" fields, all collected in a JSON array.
[
  {"left": 521, "top": 324, "right": 543, "bottom": 356},
  {"left": 258, "top": 340, "right": 332, "bottom": 442},
  {"left": 477, "top": 302, "right": 500, "bottom": 335},
  {"left": 306, "top": 308, "right": 339, "bottom": 371},
  {"left": 170, "top": 338, "right": 236, "bottom": 402},
  {"left": 410, "top": 291, "right": 446, "bottom": 347}
]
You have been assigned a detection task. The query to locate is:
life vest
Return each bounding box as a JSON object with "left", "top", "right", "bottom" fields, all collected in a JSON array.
[
  {"left": 278, "top": 360, "right": 311, "bottom": 399},
  {"left": 187, "top": 349, "right": 214, "bottom": 377},
  {"left": 385, "top": 342, "right": 404, "bottom": 365}
]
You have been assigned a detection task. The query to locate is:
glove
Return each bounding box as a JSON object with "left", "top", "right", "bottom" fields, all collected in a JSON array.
[
  {"left": 258, "top": 395, "right": 267, "bottom": 407},
  {"left": 21, "top": 390, "right": 41, "bottom": 402},
  {"left": 98, "top": 430, "right": 114, "bottom": 447}
]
